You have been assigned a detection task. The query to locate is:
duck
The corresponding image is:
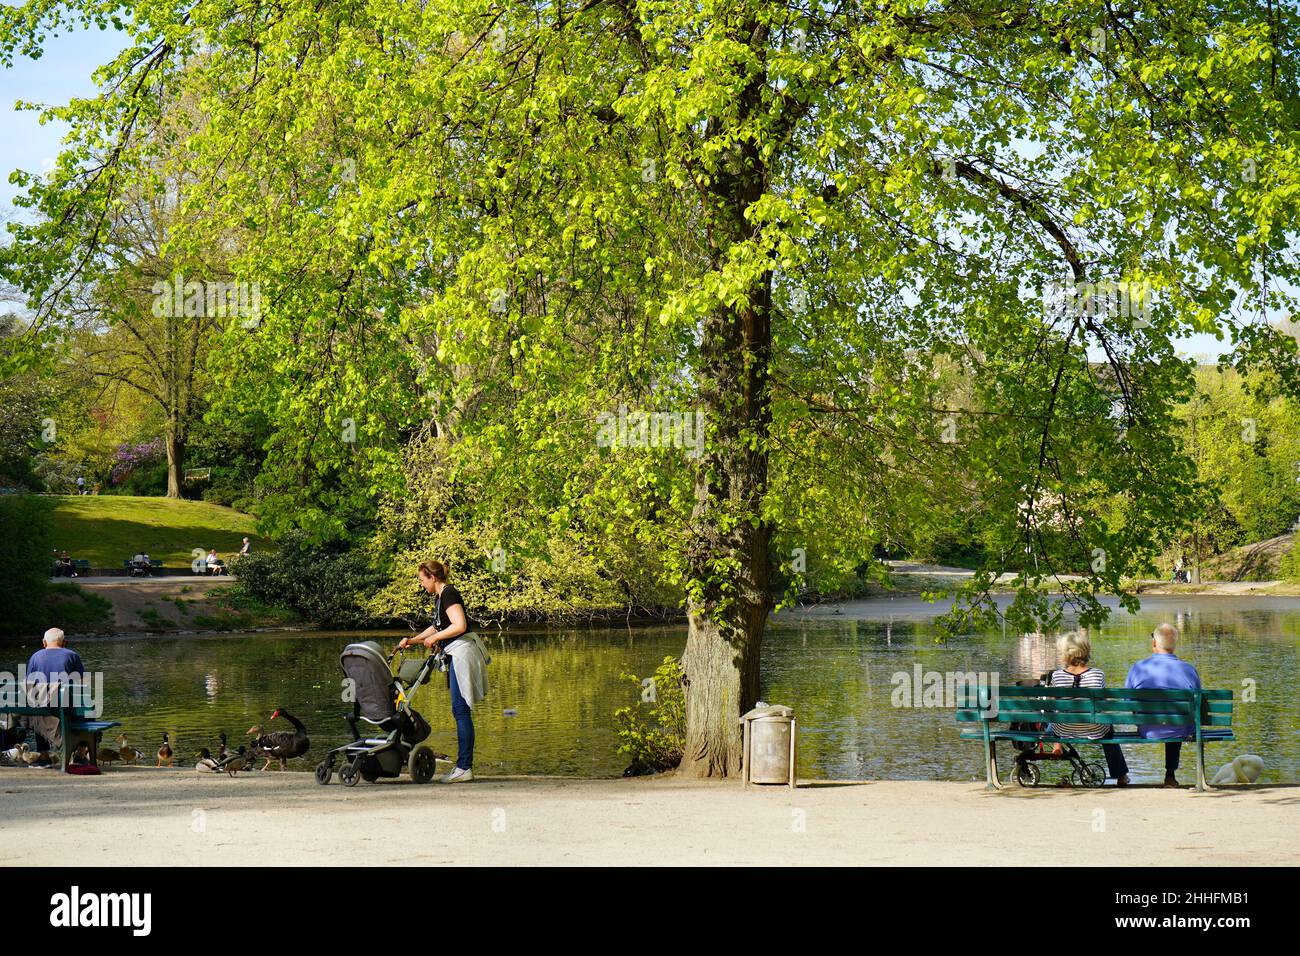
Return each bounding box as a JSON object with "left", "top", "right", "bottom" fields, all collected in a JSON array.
[
  {"left": 1210, "top": 754, "right": 1265, "bottom": 786},
  {"left": 216, "top": 732, "right": 230, "bottom": 762},
  {"left": 156, "top": 733, "right": 174, "bottom": 768},
  {"left": 247, "top": 708, "right": 310, "bottom": 771},
  {"left": 216, "top": 745, "right": 248, "bottom": 776},
  {"left": 97, "top": 744, "right": 121, "bottom": 765},
  {"left": 194, "top": 748, "right": 221, "bottom": 773},
  {"left": 19, "top": 744, "right": 48, "bottom": 766},
  {"left": 116, "top": 734, "right": 144, "bottom": 764}
]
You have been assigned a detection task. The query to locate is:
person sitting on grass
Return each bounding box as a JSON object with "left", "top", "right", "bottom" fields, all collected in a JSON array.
[
  {"left": 1126, "top": 622, "right": 1201, "bottom": 788},
  {"left": 1046, "top": 630, "right": 1130, "bottom": 787}
]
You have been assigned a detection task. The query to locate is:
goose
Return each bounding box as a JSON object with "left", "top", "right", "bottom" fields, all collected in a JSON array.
[
  {"left": 194, "top": 749, "right": 221, "bottom": 773},
  {"left": 156, "top": 733, "right": 174, "bottom": 767},
  {"left": 247, "top": 709, "right": 310, "bottom": 771},
  {"left": 1210, "top": 754, "right": 1265, "bottom": 786}
]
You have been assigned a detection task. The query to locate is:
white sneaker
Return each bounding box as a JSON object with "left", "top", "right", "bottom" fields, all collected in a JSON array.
[{"left": 440, "top": 767, "right": 473, "bottom": 784}]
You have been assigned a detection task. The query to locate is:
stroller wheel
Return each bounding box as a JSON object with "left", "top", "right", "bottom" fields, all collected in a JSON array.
[
  {"left": 340, "top": 759, "right": 362, "bottom": 787},
  {"left": 409, "top": 746, "right": 437, "bottom": 784},
  {"left": 314, "top": 761, "right": 332, "bottom": 785},
  {"left": 1013, "top": 761, "right": 1040, "bottom": 787},
  {"left": 1073, "top": 762, "right": 1106, "bottom": 788}
]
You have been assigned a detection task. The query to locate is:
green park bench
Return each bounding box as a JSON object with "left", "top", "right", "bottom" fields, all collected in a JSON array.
[
  {"left": 955, "top": 685, "right": 1234, "bottom": 792},
  {"left": 1, "top": 684, "right": 120, "bottom": 771}
]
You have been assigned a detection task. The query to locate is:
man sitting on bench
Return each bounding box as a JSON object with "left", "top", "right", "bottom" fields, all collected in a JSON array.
[
  {"left": 23, "top": 628, "right": 86, "bottom": 762},
  {"left": 1126, "top": 622, "right": 1202, "bottom": 788}
]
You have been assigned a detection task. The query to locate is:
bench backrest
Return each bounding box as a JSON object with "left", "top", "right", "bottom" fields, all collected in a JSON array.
[
  {"left": 955, "top": 686, "right": 1232, "bottom": 728},
  {"left": 0, "top": 678, "right": 99, "bottom": 717}
]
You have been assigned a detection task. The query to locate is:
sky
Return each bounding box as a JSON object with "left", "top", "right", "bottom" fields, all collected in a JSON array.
[{"left": 0, "top": 23, "right": 1257, "bottom": 362}]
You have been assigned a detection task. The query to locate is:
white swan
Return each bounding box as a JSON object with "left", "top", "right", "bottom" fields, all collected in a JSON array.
[{"left": 1210, "top": 754, "right": 1264, "bottom": 785}]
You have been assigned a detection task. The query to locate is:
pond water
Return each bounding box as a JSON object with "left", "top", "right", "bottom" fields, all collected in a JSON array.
[{"left": 2, "top": 594, "right": 1295, "bottom": 783}]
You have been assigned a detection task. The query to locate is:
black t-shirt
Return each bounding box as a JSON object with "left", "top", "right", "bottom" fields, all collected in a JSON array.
[{"left": 433, "top": 584, "right": 473, "bottom": 639}]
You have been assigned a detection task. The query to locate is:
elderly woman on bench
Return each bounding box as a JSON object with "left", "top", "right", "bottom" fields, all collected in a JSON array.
[{"left": 1047, "top": 631, "right": 1130, "bottom": 787}]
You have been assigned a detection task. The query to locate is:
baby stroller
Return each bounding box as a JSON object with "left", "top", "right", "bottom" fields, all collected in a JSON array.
[
  {"left": 314, "top": 641, "right": 446, "bottom": 786},
  {"left": 1009, "top": 672, "right": 1106, "bottom": 788}
]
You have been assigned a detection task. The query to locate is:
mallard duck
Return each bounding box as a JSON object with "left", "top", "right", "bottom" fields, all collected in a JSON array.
[
  {"left": 194, "top": 748, "right": 220, "bottom": 773},
  {"left": 216, "top": 732, "right": 230, "bottom": 762},
  {"left": 97, "top": 744, "right": 121, "bottom": 765},
  {"left": 156, "top": 733, "right": 174, "bottom": 767},
  {"left": 116, "top": 734, "right": 144, "bottom": 764},
  {"left": 247, "top": 709, "right": 310, "bottom": 771},
  {"left": 216, "top": 745, "right": 247, "bottom": 776}
]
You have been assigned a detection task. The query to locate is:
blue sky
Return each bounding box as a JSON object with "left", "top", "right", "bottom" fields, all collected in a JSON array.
[
  {"left": 0, "top": 23, "right": 126, "bottom": 209},
  {"left": 0, "top": 23, "right": 1245, "bottom": 361}
]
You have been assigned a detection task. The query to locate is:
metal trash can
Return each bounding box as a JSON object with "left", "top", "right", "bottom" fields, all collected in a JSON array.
[{"left": 740, "top": 705, "right": 797, "bottom": 788}]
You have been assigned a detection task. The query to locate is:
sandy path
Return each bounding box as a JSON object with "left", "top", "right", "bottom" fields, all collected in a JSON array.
[{"left": 1, "top": 767, "right": 1294, "bottom": 866}]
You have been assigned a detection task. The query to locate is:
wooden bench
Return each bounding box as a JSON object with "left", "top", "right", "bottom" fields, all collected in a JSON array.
[
  {"left": 956, "top": 685, "right": 1234, "bottom": 791},
  {"left": 1, "top": 682, "right": 120, "bottom": 771}
]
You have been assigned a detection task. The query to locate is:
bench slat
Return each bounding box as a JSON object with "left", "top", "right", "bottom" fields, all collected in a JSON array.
[
  {"left": 958, "top": 729, "right": 1236, "bottom": 743},
  {"left": 956, "top": 707, "right": 1220, "bottom": 721},
  {"left": 961, "top": 686, "right": 1231, "bottom": 700}
]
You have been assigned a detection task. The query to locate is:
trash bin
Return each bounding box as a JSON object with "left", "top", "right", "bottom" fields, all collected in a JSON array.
[{"left": 740, "top": 705, "right": 797, "bottom": 788}]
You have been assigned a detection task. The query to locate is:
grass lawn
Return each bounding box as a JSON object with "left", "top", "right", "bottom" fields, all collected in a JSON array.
[{"left": 47, "top": 495, "right": 263, "bottom": 570}]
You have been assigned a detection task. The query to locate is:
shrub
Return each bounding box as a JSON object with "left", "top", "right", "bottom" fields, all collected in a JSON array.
[
  {"left": 1278, "top": 536, "right": 1300, "bottom": 582},
  {"left": 0, "top": 495, "right": 54, "bottom": 635},
  {"left": 233, "top": 531, "right": 387, "bottom": 628},
  {"left": 613, "top": 656, "right": 686, "bottom": 772}
]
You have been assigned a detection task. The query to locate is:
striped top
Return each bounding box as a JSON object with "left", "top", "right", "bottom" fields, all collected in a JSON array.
[{"left": 1047, "top": 667, "right": 1108, "bottom": 739}]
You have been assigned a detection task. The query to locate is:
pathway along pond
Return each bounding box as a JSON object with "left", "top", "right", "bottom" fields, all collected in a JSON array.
[{"left": 2, "top": 594, "right": 1295, "bottom": 783}]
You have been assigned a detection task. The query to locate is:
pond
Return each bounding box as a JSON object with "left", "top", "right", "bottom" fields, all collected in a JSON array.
[{"left": 2, "top": 594, "right": 1295, "bottom": 783}]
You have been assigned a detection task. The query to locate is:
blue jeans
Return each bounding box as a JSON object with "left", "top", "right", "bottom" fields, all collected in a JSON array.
[{"left": 448, "top": 657, "right": 474, "bottom": 770}]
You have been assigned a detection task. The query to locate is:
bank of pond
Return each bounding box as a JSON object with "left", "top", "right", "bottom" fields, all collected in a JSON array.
[{"left": 1, "top": 595, "right": 1295, "bottom": 784}]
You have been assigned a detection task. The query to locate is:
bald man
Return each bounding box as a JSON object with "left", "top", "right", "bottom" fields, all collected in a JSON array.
[
  {"left": 1125, "top": 622, "right": 1202, "bottom": 787},
  {"left": 24, "top": 628, "right": 86, "bottom": 757}
]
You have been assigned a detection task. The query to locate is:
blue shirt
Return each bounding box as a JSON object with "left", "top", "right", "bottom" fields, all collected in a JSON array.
[
  {"left": 26, "top": 647, "right": 85, "bottom": 682},
  {"left": 1125, "top": 653, "right": 1201, "bottom": 739}
]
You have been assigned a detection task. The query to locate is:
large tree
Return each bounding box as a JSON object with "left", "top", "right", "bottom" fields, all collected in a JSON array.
[{"left": 3, "top": 0, "right": 1299, "bottom": 775}]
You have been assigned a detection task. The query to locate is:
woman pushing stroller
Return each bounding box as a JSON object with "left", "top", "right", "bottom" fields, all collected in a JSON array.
[{"left": 399, "top": 560, "right": 490, "bottom": 784}]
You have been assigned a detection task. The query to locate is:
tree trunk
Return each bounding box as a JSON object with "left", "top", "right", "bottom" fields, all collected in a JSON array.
[
  {"left": 165, "top": 427, "right": 185, "bottom": 499},
  {"left": 678, "top": 48, "right": 774, "bottom": 777}
]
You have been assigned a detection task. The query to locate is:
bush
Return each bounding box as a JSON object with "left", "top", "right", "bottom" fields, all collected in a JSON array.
[
  {"left": 113, "top": 459, "right": 168, "bottom": 496},
  {"left": 613, "top": 656, "right": 686, "bottom": 773},
  {"left": 233, "top": 531, "right": 387, "bottom": 628},
  {"left": 1278, "top": 537, "right": 1300, "bottom": 582},
  {"left": 0, "top": 495, "right": 54, "bottom": 635}
]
